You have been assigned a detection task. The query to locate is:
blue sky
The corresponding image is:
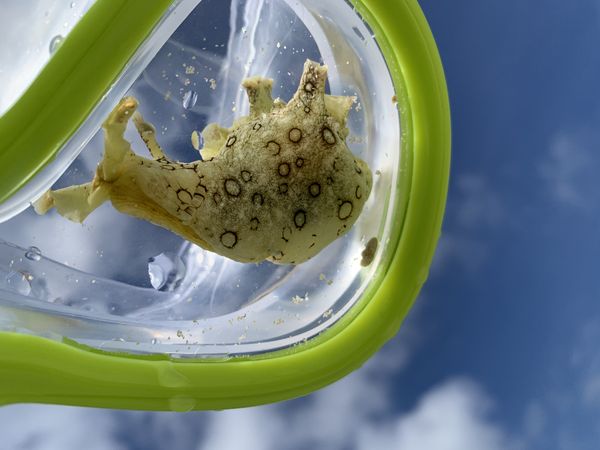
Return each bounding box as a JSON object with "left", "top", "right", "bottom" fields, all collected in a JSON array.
[{"left": 3, "top": 1, "right": 600, "bottom": 449}]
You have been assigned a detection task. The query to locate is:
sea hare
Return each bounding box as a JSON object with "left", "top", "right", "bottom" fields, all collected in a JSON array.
[{"left": 34, "top": 60, "right": 372, "bottom": 264}]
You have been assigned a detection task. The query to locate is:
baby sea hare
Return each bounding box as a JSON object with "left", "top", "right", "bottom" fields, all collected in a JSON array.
[{"left": 34, "top": 60, "right": 372, "bottom": 264}]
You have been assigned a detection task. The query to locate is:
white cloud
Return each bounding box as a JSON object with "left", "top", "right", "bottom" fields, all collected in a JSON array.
[
  {"left": 197, "top": 407, "right": 284, "bottom": 450},
  {"left": 431, "top": 233, "right": 488, "bottom": 275},
  {"left": 431, "top": 173, "right": 505, "bottom": 275},
  {"left": 512, "top": 316, "right": 600, "bottom": 449},
  {"left": 523, "top": 401, "right": 547, "bottom": 439},
  {"left": 454, "top": 175, "right": 505, "bottom": 230},
  {"left": 570, "top": 317, "right": 600, "bottom": 408},
  {"left": 196, "top": 377, "right": 519, "bottom": 450},
  {"left": 0, "top": 404, "right": 124, "bottom": 450},
  {"left": 357, "top": 378, "right": 520, "bottom": 450},
  {"left": 539, "top": 132, "right": 600, "bottom": 211}
]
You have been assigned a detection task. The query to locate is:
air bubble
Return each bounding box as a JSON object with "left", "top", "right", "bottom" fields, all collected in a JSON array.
[
  {"left": 182, "top": 90, "right": 198, "bottom": 110},
  {"left": 2, "top": 271, "right": 32, "bottom": 296},
  {"left": 49, "top": 35, "right": 64, "bottom": 54},
  {"left": 25, "top": 246, "right": 42, "bottom": 261},
  {"left": 148, "top": 252, "right": 186, "bottom": 291}
]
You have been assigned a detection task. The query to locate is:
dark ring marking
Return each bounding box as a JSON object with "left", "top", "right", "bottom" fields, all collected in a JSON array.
[
  {"left": 294, "top": 210, "right": 307, "bottom": 229},
  {"left": 355, "top": 185, "right": 363, "bottom": 199},
  {"left": 278, "top": 183, "right": 289, "bottom": 195},
  {"left": 226, "top": 136, "right": 237, "bottom": 147},
  {"left": 296, "top": 157, "right": 304, "bottom": 168},
  {"left": 176, "top": 189, "right": 192, "bottom": 204},
  {"left": 183, "top": 206, "right": 194, "bottom": 216},
  {"left": 250, "top": 217, "right": 260, "bottom": 231},
  {"left": 193, "top": 193, "right": 205, "bottom": 202},
  {"left": 278, "top": 162, "right": 291, "bottom": 177},
  {"left": 322, "top": 127, "right": 336, "bottom": 145},
  {"left": 252, "top": 193, "right": 264, "bottom": 206},
  {"left": 224, "top": 178, "right": 241, "bottom": 197},
  {"left": 304, "top": 106, "right": 311, "bottom": 114},
  {"left": 282, "top": 226, "right": 292, "bottom": 242},
  {"left": 161, "top": 164, "right": 176, "bottom": 171},
  {"left": 338, "top": 201, "right": 353, "bottom": 220},
  {"left": 220, "top": 231, "right": 238, "bottom": 249},
  {"left": 241, "top": 170, "right": 252, "bottom": 182},
  {"left": 266, "top": 140, "right": 281, "bottom": 155},
  {"left": 309, "top": 182, "right": 321, "bottom": 197},
  {"left": 304, "top": 82, "right": 314, "bottom": 93},
  {"left": 289, "top": 128, "right": 302, "bottom": 143},
  {"left": 253, "top": 123, "right": 262, "bottom": 131}
]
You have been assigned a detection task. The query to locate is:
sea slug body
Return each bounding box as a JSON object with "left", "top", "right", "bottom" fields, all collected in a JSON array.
[{"left": 34, "top": 60, "right": 372, "bottom": 264}]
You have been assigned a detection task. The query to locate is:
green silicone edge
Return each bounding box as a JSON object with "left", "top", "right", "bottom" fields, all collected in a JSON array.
[
  {"left": 0, "top": 0, "right": 451, "bottom": 410},
  {"left": 0, "top": 0, "right": 173, "bottom": 204}
]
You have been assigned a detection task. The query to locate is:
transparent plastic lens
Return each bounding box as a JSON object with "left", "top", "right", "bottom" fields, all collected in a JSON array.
[
  {"left": 0, "top": 0, "right": 401, "bottom": 357},
  {"left": 0, "top": 0, "right": 96, "bottom": 116}
]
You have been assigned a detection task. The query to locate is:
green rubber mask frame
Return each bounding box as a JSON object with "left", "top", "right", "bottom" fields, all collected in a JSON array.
[{"left": 0, "top": 0, "right": 450, "bottom": 410}]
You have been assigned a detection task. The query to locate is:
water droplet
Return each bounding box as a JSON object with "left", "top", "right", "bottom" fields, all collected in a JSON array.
[
  {"left": 151, "top": 338, "right": 158, "bottom": 345},
  {"left": 169, "top": 396, "right": 196, "bottom": 412},
  {"left": 70, "top": 1, "right": 76, "bottom": 7},
  {"left": 158, "top": 365, "right": 191, "bottom": 388},
  {"left": 49, "top": 35, "right": 64, "bottom": 54},
  {"left": 182, "top": 90, "right": 198, "bottom": 110},
  {"left": 148, "top": 252, "right": 186, "bottom": 291},
  {"left": 3, "top": 271, "right": 32, "bottom": 296},
  {"left": 25, "top": 246, "right": 42, "bottom": 261}
]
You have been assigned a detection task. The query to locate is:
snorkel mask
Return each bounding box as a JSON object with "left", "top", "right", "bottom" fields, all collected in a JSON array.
[{"left": 0, "top": 0, "right": 449, "bottom": 410}]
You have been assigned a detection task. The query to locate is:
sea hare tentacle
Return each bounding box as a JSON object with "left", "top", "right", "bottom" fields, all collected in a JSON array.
[{"left": 34, "top": 60, "right": 372, "bottom": 264}]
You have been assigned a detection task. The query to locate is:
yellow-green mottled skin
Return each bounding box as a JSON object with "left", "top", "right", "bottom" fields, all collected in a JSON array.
[{"left": 34, "top": 60, "right": 372, "bottom": 264}]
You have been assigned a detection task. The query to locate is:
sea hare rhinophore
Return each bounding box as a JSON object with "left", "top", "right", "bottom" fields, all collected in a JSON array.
[{"left": 34, "top": 60, "right": 372, "bottom": 264}]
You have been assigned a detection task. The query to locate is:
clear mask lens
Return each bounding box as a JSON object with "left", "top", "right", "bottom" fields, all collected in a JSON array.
[{"left": 0, "top": 0, "right": 401, "bottom": 357}]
